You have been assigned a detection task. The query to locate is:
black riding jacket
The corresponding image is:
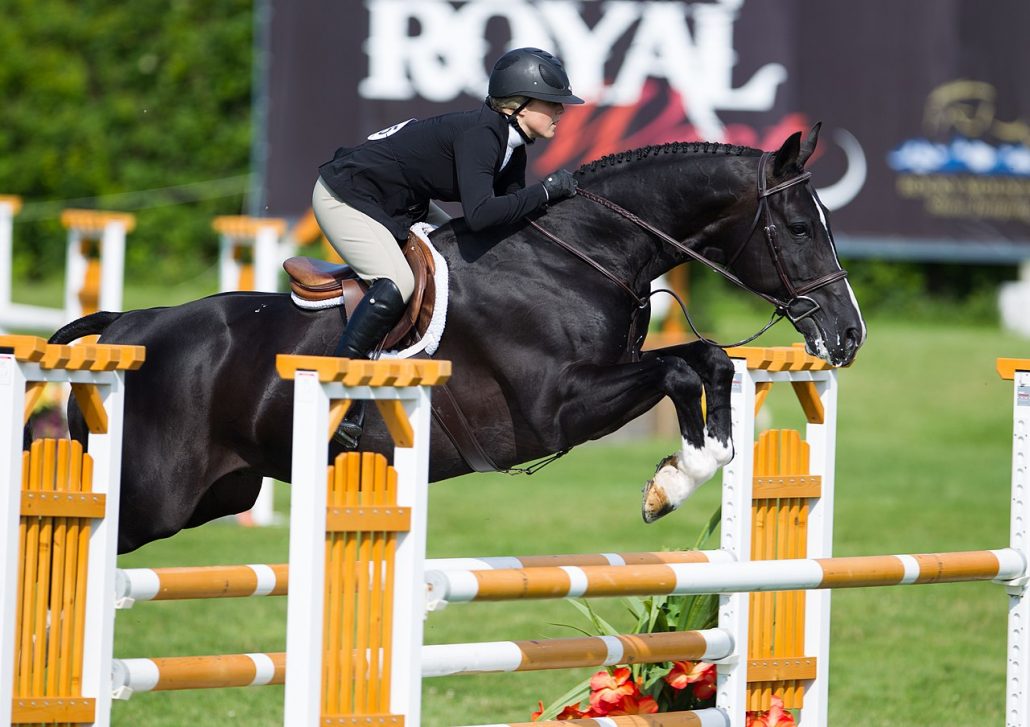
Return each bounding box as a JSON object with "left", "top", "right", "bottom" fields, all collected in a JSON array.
[{"left": 319, "top": 104, "right": 548, "bottom": 241}]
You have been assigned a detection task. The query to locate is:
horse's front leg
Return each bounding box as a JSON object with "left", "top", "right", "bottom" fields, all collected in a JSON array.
[{"left": 640, "top": 342, "right": 736, "bottom": 522}]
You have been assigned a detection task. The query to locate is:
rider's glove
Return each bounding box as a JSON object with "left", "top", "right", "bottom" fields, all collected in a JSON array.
[{"left": 541, "top": 169, "right": 578, "bottom": 201}]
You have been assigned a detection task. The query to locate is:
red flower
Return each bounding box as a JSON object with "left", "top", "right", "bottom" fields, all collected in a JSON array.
[
  {"left": 745, "top": 696, "right": 795, "bottom": 727},
  {"left": 663, "top": 660, "right": 717, "bottom": 699},
  {"left": 606, "top": 693, "right": 660, "bottom": 716},
  {"left": 588, "top": 667, "right": 639, "bottom": 713},
  {"left": 556, "top": 704, "right": 589, "bottom": 720},
  {"left": 765, "top": 696, "right": 796, "bottom": 726},
  {"left": 531, "top": 701, "right": 545, "bottom": 721}
]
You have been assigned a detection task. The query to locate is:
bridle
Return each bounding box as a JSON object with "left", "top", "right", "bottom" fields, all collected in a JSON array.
[{"left": 528, "top": 151, "right": 850, "bottom": 345}]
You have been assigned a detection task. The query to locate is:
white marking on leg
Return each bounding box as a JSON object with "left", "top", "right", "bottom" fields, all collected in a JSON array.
[{"left": 704, "top": 433, "right": 734, "bottom": 468}]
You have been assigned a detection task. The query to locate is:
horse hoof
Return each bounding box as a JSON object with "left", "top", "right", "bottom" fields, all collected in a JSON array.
[{"left": 642, "top": 479, "right": 674, "bottom": 523}]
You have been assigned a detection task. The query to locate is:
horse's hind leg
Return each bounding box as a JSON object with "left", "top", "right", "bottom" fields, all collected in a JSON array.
[{"left": 641, "top": 343, "right": 736, "bottom": 522}]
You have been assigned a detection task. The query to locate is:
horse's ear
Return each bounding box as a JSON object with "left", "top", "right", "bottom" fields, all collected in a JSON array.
[
  {"left": 772, "top": 131, "right": 802, "bottom": 177},
  {"left": 798, "top": 122, "right": 821, "bottom": 168}
]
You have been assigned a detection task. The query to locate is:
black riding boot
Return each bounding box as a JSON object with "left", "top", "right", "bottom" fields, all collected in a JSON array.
[{"left": 332, "top": 278, "right": 406, "bottom": 448}]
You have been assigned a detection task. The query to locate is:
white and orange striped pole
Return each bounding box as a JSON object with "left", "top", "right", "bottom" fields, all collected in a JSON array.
[
  {"left": 111, "top": 628, "right": 732, "bottom": 695},
  {"left": 113, "top": 550, "right": 733, "bottom": 606},
  {"left": 425, "top": 549, "right": 1025, "bottom": 602}
]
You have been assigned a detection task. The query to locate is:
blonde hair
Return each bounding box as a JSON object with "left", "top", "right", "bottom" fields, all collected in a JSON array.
[{"left": 487, "top": 95, "right": 530, "bottom": 113}]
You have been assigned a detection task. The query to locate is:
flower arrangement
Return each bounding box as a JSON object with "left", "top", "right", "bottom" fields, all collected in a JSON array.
[{"left": 528, "top": 507, "right": 797, "bottom": 725}]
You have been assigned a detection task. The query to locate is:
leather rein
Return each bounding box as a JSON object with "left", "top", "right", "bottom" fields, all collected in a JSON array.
[{"left": 528, "top": 151, "right": 850, "bottom": 343}]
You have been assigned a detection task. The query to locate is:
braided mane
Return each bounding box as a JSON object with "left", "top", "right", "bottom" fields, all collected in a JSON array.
[{"left": 576, "top": 141, "right": 762, "bottom": 175}]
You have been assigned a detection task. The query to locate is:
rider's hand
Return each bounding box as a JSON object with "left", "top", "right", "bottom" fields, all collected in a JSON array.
[{"left": 541, "top": 169, "right": 578, "bottom": 201}]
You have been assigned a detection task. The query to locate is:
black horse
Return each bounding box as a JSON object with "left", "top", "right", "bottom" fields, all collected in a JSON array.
[{"left": 51, "top": 125, "right": 864, "bottom": 553}]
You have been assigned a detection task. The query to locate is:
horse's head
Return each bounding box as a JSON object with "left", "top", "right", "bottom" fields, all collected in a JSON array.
[{"left": 727, "top": 125, "right": 866, "bottom": 366}]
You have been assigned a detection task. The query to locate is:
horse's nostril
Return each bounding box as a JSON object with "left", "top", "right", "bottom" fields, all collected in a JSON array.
[{"left": 844, "top": 327, "right": 861, "bottom": 352}]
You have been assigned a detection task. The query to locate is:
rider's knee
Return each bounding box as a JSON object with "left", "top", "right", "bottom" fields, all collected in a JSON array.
[{"left": 392, "top": 266, "right": 416, "bottom": 303}]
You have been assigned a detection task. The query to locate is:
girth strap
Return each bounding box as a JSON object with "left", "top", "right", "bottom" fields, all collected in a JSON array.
[{"left": 430, "top": 383, "right": 500, "bottom": 473}]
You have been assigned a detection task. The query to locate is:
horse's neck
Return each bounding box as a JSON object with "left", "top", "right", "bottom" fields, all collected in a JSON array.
[{"left": 585, "top": 157, "right": 751, "bottom": 281}]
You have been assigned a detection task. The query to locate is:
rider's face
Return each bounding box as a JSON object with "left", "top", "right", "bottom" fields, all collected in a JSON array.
[{"left": 516, "top": 99, "right": 565, "bottom": 140}]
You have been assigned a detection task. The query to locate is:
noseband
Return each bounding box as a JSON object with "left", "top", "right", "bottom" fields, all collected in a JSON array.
[{"left": 529, "top": 151, "right": 849, "bottom": 335}]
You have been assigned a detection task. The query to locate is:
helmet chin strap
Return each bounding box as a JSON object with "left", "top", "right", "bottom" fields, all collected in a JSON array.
[{"left": 506, "top": 99, "right": 535, "bottom": 144}]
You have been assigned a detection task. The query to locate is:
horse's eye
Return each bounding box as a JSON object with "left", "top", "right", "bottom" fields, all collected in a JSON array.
[{"left": 788, "top": 222, "right": 810, "bottom": 238}]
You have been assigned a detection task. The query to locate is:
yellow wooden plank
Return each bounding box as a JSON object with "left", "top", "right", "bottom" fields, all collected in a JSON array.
[
  {"left": 747, "top": 657, "right": 817, "bottom": 682},
  {"left": 60, "top": 209, "right": 136, "bottom": 233},
  {"left": 997, "top": 358, "right": 1030, "bottom": 380},
  {"left": 40, "top": 344, "right": 73, "bottom": 369},
  {"left": 325, "top": 506, "right": 410, "bottom": 533},
  {"left": 212, "top": 215, "right": 287, "bottom": 237},
  {"left": 752, "top": 475, "right": 822, "bottom": 500},
  {"left": 85, "top": 346, "right": 117, "bottom": 371},
  {"left": 327, "top": 399, "right": 353, "bottom": 441},
  {"left": 70, "top": 384, "right": 107, "bottom": 434},
  {"left": 725, "top": 345, "right": 832, "bottom": 371},
  {"left": 754, "top": 381, "right": 772, "bottom": 417},
  {"left": 23, "top": 382, "right": 46, "bottom": 426},
  {"left": 114, "top": 344, "right": 146, "bottom": 370},
  {"left": 0, "top": 335, "right": 47, "bottom": 362},
  {"left": 12, "top": 697, "right": 95, "bottom": 723},
  {"left": 65, "top": 346, "right": 96, "bottom": 371},
  {"left": 790, "top": 380, "right": 825, "bottom": 424},
  {"left": 276, "top": 354, "right": 451, "bottom": 387},
  {"left": 20, "top": 491, "right": 106, "bottom": 519},
  {"left": 0, "top": 194, "right": 23, "bottom": 214},
  {"left": 321, "top": 716, "right": 403, "bottom": 726},
  {"left": 375, "top": 399, "right": 414, "bottom": 447}
]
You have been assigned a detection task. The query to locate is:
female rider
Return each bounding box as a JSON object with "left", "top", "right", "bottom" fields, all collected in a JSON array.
[{"left": 313, "top": 47, "right": 584, "bottom": 445}]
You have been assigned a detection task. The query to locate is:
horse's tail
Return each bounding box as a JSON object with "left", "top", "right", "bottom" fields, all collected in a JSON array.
[
  {"left": 26, "top": 312, "right": 124, "bottom": 449},
  {"left": 48, "top": 311, "right": 123, "bottom": 345}
]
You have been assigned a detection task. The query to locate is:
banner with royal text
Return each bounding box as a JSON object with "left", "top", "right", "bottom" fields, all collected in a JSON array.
[{"left": 262, "top": 0, "right": 1030, "bottom": 261}]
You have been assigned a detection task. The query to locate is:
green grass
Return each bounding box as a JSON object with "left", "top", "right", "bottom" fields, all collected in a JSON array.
[{"left": 19, "top": 275, "right": 1030, "bottom": 725}]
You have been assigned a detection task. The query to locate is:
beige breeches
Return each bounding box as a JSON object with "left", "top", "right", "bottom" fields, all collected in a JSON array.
[{"left": 312, "top": 176, "right": 415, "bottom": 301}]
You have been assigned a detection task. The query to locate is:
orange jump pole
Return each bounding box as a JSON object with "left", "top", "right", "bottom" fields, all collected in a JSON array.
[{"left": 426, "top": 549, "right": 1025, "bottom": 602}]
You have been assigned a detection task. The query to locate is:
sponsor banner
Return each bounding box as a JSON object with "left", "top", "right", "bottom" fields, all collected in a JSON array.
[{"left": 263, "top": 0, "right": 1030, "bottom": 260}]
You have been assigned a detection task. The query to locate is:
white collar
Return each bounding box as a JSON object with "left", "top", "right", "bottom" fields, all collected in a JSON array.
[
  {"left": 501, "top": 124, "right": 526, "bottom": 170},
  {"left": 507, "top": 123, "right": 527, "bottom": 150}
]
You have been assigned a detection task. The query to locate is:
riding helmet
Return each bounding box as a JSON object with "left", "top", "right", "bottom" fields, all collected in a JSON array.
[{"left": 488, "top": 48, "right": 585, "bottom": 104}]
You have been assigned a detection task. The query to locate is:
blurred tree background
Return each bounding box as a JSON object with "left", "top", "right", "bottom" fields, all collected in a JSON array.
[
  {"left": 0, "top": 0, "right": 1015, "bottom": 318},
  {"left": 0, "top": 0, "right": 252, "bottom": 284}
]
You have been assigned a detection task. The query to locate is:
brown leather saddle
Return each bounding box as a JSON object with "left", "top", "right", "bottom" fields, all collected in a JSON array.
[
  {"left": 283, "top": 230, "right": 437, "bottom": 351},
  {"left": 284, "top": 230, "right": 501, "bottom": 474}
]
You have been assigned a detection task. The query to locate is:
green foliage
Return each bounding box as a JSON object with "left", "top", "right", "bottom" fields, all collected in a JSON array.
[
  {"left": 534, "top": 507, "right": 722, "bottom": 720},
  {"left": 0, "top": 0, "right": 253, "bottom": 282}
]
